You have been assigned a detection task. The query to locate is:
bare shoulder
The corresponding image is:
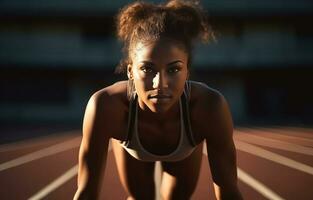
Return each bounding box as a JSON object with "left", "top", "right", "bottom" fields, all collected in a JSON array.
[
  {"left": 189, "top": 81, "right": 233, "bottom": 141},
  {"left": 91, "top": 80, "right": 128, "bottom": 107},
  {"left": 83, "top": 81, "right": 129, "bottom": 140},
  {"left": 189, "top": 81, "right": 226, "bottom": 112}
]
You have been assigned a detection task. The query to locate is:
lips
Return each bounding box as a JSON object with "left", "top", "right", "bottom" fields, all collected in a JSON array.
[{"left": 149, "top": 94, "right": 172, "bottom": 99}]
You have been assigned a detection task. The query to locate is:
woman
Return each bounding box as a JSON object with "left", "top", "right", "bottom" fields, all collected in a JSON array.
[{"left": 74, "top": 0, "right": 243, "bottom": 199}]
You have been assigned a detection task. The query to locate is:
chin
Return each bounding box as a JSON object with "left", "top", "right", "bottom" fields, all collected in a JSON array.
[
  {"left": 151, "top": 107, "right": 168, "bottom": 113},
  {"left": 149, "top": 103, "right": 172, "bottom": 113}
]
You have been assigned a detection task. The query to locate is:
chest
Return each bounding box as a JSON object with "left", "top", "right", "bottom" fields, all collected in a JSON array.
[{"left": 137, "top": 119, "right": 181, "bottom": 155}]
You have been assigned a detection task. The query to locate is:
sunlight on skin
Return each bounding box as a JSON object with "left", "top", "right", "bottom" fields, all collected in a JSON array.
[{"left": 153, "top": 72, "right": 160, "bottom": 89}]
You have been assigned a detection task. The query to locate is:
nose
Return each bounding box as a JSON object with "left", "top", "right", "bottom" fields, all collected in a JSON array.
[{"left": 152, "top": 72, "right": 168, "bottom": 90}]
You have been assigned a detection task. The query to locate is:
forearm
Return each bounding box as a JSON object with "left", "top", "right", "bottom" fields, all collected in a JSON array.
[
  {"left": 73, "top": 186, "right": 99, "bottom": 200},
  {"left": 214, "top": 184, "right": 243, "bottom": 200},
  {"left": 74, "top": 176, "right": 101, "bottom": 200},
  {"left": 74, "top": 163, "right": 105, "bottom": 200},
  {"left": 74, "top": 145, "right": 107, "bottom": 200},
  {"left": 73, "top": 188, "right": 88, "bottom": 200}
]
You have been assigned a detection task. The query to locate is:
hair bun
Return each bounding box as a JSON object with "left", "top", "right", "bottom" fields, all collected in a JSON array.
[
  {"left": 117, "top": 2, "right": 155, "bottom": 43},
  {"left": 165, "top": 0, "right": 211, "bottom": 43}
]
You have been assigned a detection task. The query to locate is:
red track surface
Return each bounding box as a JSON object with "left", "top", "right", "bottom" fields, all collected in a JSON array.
[{"left": 0, "top": 127, "right": 312, "bottom": 200}]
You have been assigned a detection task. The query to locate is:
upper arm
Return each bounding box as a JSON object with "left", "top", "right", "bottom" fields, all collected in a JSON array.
[
  {"left": 205, "top": 94, "right": 237, "bottom": 188},
  {"left": 192, "top": 85, "right": 240, "bottom": 198},
  {"left": 74, "top": 92, "right": 112, "bottom": 199}
]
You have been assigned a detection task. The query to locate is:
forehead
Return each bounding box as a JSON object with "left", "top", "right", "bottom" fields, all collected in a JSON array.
[{"left": 132, "top": 38, "right": 188, "bottom": 63}]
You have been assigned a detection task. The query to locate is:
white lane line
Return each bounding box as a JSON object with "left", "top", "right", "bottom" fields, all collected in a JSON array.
[
  {"left": 234, "top": 131, "right": 313, "bottom": 156},
  {"left": 0, "top": 131, "right": 80, "bottom": 152},
  {"left": 255, "top": 127, "right": 313, "bottom": 136},
  {"left": 28, "top": 165, "right": 78, "bottom": 200},
  {"left": 202, "top": 144, "right": 285, "bottom": 200},
  {"left": 237, "top": 168, "right": 285, "bottom": 200},
  {"left": 239, "top": 128, "right": 313, "bottom": 146},
  {"left": 0, "top": 137, "right": 81, "bottom": 172},
  {"left": 235, "top": 140, "right": 313, "bottom": 175},
  {"left": 258, "top": 127, "right": 313, "bottom": 139},
  {"left": 28, "top": 141, "right": 112, "bottom": 200}
]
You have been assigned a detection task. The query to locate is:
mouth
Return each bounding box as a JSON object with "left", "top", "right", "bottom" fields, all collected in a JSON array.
[{"left": 148, "top": 94, "right": 172, "bottom": 99}]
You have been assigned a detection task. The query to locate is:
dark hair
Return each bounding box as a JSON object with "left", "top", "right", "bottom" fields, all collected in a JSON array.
[{"left": 115, "top": 0, "right": 214, "bottom": 73}]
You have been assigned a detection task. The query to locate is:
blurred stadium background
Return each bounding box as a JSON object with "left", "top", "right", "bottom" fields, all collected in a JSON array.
[{"left": 0, "top": 0, "right": 312, "bottom": 141}]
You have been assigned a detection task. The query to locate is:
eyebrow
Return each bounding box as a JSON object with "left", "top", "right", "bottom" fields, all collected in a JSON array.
[
  {"left": 140, "top": 60, "right": 183, "bottom": 66},
  {"left": 168, "top": 60, "right": 183, "bottom": 65}
]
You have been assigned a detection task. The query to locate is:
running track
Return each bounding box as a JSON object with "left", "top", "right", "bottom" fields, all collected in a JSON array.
[{"left": 0, "top": 127, "right": 312, "bottom": 200}]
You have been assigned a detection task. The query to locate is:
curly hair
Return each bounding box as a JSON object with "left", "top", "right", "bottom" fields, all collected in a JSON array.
[{"left": 115, "top": 0, "right": 214, "bottom": 73}]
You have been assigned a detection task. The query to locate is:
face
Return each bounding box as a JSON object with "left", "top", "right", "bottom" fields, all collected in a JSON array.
[{"left": 128, "top": 38, "right": 189, "bottom": 113}]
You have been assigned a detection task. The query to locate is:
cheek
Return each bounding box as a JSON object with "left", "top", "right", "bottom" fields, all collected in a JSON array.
[
  {"left": 133, "top": 71, "right": 152, "bottom": 91},
  {"left": 134, "top": 69, "right": 156, "bottom": 83},
  {"left": 174, "top": 71, "right": 188, "bottom": 84},
  {"left": 174, "top": 73, "right": 188, "bottom": 92},
  {"left": 132, "top": 69, "right": 141, "bottom": 80}
]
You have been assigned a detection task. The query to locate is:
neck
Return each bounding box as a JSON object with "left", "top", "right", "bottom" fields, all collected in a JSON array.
[{"left": 137, "top": 100, "right": 180, "bottom": 122}]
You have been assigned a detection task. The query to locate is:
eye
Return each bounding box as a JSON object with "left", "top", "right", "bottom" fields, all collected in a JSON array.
[
  {"left": 140, "top": 65, "right": 154, "bottom": 73},
  {"left": 168, "top": 66, "right": 181, "bottom": 74}
]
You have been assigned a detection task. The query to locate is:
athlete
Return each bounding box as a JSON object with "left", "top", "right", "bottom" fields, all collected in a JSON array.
[{"left": 74, "top": 0, "right": 243, "bottom": 199}]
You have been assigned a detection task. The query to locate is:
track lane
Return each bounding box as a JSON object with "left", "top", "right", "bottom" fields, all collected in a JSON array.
[
  {"left": 0, "top": 147, "right": 79, "bottom": 200},
  {"left": 0, "top": 127, "right": 312, "bottom": 199},
  {"left": 0, "top": 132, "right": 80, "bottom": 163},
  {"left": 237, "top": 149, "right": 313, "bottom": 200},
  {"left": 238, "top": 128, "right": 313, "bottom": 147}
]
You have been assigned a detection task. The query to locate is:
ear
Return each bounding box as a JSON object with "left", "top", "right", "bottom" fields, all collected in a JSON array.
[{"left": 127, "top": 64, "right": 133, "bottom": 79}]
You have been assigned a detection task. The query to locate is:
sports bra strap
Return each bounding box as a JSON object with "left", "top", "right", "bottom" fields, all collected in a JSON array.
[
  {"left": 181, "top": 91, "right": 197, "bottom": 146},
  {"left": 124, "top": 94, "right": 137, "bottom": 146}
]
